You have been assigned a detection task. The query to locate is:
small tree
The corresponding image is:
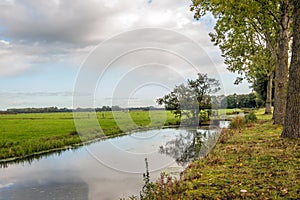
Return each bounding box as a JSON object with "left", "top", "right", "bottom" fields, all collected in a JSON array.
[{"left": 157, "top": 73, "right": 220, "bottom": 125}]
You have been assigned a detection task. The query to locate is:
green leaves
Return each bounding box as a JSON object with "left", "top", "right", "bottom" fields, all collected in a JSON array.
[
  {"left": 191, "top": 0, "right": 278, "bottom": 84},
  {"left": 156, "top": 73, "right": 220, "bottom": 123}
]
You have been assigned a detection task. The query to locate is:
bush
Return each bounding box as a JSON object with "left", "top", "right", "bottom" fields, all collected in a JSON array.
[
  {"left": 229, "top": 116, "right": 245, "bottom": 129},
  {"left": 244, "top": 112, "right": 257, "bottom": 123},
  {"left": 199, "top": 110, "right": 210, "bottom": 123}
]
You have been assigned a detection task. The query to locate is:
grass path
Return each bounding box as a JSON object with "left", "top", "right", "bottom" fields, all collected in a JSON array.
[{"left": 145, "top": 111, "right": 300, "bottom": 199}]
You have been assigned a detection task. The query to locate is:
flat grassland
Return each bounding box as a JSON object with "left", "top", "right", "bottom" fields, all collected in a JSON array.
[
  {"left": 0, "top": 110, "right": 179, "bottom": 161},
  {"left": 0, "top": 108, "right": 244, "bottom": 162}
]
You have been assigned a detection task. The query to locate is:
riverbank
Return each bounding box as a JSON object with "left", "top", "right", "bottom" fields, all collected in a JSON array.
[
  {"left": 0, "top": 110, "right": 180, "bottom": 162},
  {"left": 142, "top": 112, "right": 300, "bottom": 199},
  {"left": 0, "top": 109, "right": 242, "bottom": 163}
]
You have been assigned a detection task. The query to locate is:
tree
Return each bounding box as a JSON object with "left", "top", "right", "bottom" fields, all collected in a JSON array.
[
  {"left": 191, "top": 0, "right": 291, "bottom": 123},
  {"left": 251, "top": 71, "right": 275, "bottom": 110},
  {"left": 157, "top": 73, "right": 220, "bottom": 125},
  {"left": 273, "top": 0, "right": 291, "bottom": 125},
  {"left": 159, "top": 131, "right": 202, "bottom": 166},
  {"left": 281, "top": 0, "right": 300, "bottom": 138},
  {"left": 159, "top": 129, "right": 220, "bottom": 165}
]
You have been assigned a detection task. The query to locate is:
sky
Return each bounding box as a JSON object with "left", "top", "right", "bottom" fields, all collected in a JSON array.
[{"left": 0, "top": 0, "right": 251, "bottom": 110}]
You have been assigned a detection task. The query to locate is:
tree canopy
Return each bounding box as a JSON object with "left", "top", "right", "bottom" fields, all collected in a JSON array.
[
  {"left": 157, "top": 73, "right": 220, "bottom": 125},
  {"left": 191, "top": 0, "right": 299, "bottom": 138},
  {"left": 191, "top": 0, "right": 291, "bottom": 122}
]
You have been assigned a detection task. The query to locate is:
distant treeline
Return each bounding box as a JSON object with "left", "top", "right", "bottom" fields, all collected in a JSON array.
[
  {"left": 1, "top": 93, "right": 258, "bottom": 114},
  {"left": 2, "top": 106, "right": 164, "bottom": 114},
  {"left": 5, "top": 107, "right": 72, "bottom": 114},
  {"left": 213, "top": 93, "right": 257, "bottom": 109}
]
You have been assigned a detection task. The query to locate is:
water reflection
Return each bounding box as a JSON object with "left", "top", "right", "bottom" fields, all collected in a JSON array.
[
  {"left": 0, "top": 129, "right": 190, "bottom": 199},
  {"left": 0, "top": 150, "right": 66, "bottom": 169},
  {"left": 159, "top": 128, "right": 221, "bottom": 166},
  {"left": 159, "top": 121, "right": 228, "bottom": 166},
  {"left": 159, "top": 129, "right": 201, "bottom": 166},
  {"left": 0, "top": 123, "right": 228, "bottom": 199},
  {"left": 0, "top": 121, "right": 230, "bottom": 169},
  {"left": 0, "top": 135, "right": 126, "bottom": 169},
  {"left": 0, "top": 176, "right": 89, "bottom": 200}
]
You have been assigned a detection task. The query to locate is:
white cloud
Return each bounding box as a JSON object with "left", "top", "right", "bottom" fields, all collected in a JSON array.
[
  {"left": 0, "top": 0, "right": 215, "bottom": 76},
  {"left": 0, "top": 183, "right": 14, "bottom": 189},
  {"left": 0, "top": 42, "right": 33, "bottom": 76},
  {"left": 0, "top": 0, "right": 214, "bottom": 52},
  {"left": 0, "top": 0, "right": 251, "bottom": 108},
  {"left": 0, "top": 39, "right": 10, "bottom": 45}
]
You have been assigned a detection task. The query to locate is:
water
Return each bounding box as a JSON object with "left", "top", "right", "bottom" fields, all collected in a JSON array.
[{"left": 0, "top": 122, "right": 228, "bottom": 200}]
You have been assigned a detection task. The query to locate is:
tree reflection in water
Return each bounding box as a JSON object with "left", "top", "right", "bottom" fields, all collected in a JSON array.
[
  {"left": 159, "top": 128, "right": 221, "bottom": 166},
  {"left": 0, "top": 149, "right": 66, "bottom": 168}
]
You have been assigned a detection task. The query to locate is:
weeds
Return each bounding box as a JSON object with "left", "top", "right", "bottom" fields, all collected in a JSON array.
[
  {"left": 132, "top": 110, "right": 300, "bottom": 199},
  {"left": 140, "top": 158, "right": 155, "bottom": 200},
  {"left": 230, "top": 112, "right": 257, "bottom": 129},
  {"left": 229, "top": 116, "right": 245, "bottom": 129}
]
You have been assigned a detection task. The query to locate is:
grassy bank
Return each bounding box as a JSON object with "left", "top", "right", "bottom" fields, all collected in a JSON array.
[
  {"left": 142, "top": 111, "right": 300, "bottom": 199},
  {"left": 0, "top": 110, "right": 179, "bottom": 161}
]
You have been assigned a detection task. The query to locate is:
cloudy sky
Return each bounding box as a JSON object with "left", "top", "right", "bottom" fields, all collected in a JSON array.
[{"left": 0, "top": 0, "right": 251, "bottom": 109}]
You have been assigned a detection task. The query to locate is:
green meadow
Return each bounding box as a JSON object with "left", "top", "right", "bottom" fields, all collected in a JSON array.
[
  {"left": 0, "top": 108, "right": 244, "bottom": 162},
  {"left": 0, "top": 110, "right": 179, "bottom": 161}
]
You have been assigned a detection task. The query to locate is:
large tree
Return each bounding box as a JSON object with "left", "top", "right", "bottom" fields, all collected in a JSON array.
[
  {"left": 191, "top": 0, "right": 291, "bottom": 123},
  {"left": 281, "top": 0, "right": 300, "bottom": 138},
  {"left": 157, "top": 73, "right": 220, "bottom": 125},
  {"left": 272, "top": 0, "right": 290, "bottom": 125}
]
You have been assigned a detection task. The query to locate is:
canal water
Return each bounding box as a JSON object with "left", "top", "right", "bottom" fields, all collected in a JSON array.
[{"left": 0, "top": 122, "right": 229, "bottom": 200}]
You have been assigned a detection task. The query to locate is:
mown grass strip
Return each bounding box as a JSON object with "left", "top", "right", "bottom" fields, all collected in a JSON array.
[{"left": 146, "top": 112, "right": 300, "bottom": 199}]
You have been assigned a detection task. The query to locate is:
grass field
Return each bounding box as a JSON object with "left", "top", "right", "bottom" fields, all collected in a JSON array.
[
  {"left": 0, "top": 108, "right": 251, "bottom": 162},
  {"left": 138, "top": 110, "right": 300, "bottom": 199},
  {"left": 0, "top": 110, "right": 179, "bottom": 161}
]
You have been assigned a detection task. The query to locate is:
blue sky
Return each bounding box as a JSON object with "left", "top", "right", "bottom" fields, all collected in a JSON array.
[{"left": 0, "top": 0, "right": 251, "bottom": 110}]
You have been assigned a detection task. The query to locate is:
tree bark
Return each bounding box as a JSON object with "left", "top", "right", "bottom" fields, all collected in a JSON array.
[
  {"left": 281, "top": 0, "right": 300, "bottom": 139},
  {"left": 273, "top": 0, "right": 290, "bottom": 125},
  {"left": 265, "top": 73, "right": 273, "bottom": 114}
]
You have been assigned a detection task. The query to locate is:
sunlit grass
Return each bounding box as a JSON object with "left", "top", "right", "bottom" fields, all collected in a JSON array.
[{"left": 255, "top": 108, "right": 273, "bottom": 120}]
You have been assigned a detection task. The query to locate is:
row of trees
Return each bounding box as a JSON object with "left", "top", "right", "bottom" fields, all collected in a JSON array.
[
  {"left": 218, "top": 93, "right": 257, "bottom": 109},
  {"left": 191, "top": 0, "right": 299, "bottom": 138},
  {"left": 6, "top": 107, "right": 72, "bottom": 113},
  {"left": 2, "top": 106, "right": 164, "bottom": 114}
]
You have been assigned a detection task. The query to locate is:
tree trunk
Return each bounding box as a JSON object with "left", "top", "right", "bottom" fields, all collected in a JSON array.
[
  {"left": 273, "top": 0, "right": 290, "bottom": 125},
  {"left": 265, "top": 39, "right": 275, "bottom": 115},
  {"left": 281, "top": 0, "right": 300, "bottom": 139},
  {"left": 265, "top": 73, "right": 273, "bottom": 114}
]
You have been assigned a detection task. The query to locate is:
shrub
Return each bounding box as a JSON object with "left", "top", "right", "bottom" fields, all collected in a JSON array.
[
  {"left": 244, "top": 112, "right": 257, "bottom": 123},
  {"left": 229, "top": 116, "right": 245, "bottom": 129},
  {"left": 199, "top": 110, "right": 210, "bottom": 123}
]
